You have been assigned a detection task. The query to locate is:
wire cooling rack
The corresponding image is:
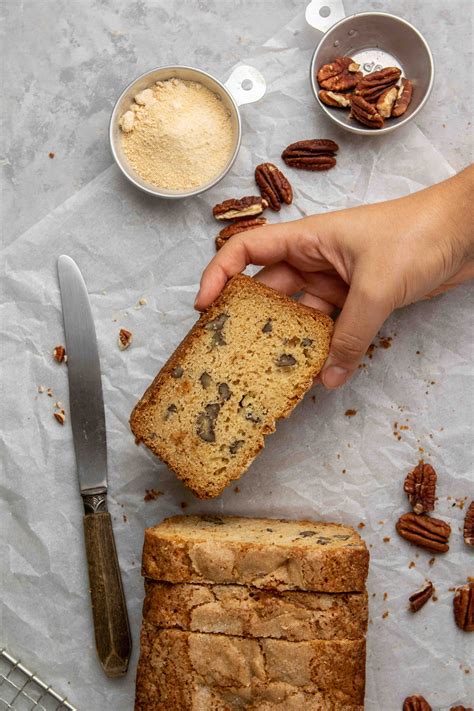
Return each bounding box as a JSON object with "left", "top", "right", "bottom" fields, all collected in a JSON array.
[{"left": 0, "top": 650, "right": 76, "bottom": 710}]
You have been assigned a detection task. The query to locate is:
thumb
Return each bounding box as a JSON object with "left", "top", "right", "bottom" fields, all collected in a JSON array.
[{"left": 321, "top": 276, "right": 391, "bottom": 389}]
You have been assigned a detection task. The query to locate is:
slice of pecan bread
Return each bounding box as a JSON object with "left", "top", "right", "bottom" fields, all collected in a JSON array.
[
  {"left": 142, "top": 515, "right": 369, "bottom": 593},
  {"left": 130, "top": 274, "right": 333, "bottom": 498},
  {"left": 135, "top": 625, "right": 366, "bottom": 710},
  {"left": 143, "top": 579, "right": 368, "bottom": 641}
]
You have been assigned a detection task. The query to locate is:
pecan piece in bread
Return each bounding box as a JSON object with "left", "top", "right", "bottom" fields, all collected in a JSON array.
[
  {"left": 213, "top": 196, "right": 268, "bottom": 221},
  {"left": 282, "top": 139, "right": 338, "bottom": 171},
  {"left": 255, "top": 163, "right": 293, "bottom": 211},
  {"left": 215, "top": 217, "right": 267, "bottom": 250}
]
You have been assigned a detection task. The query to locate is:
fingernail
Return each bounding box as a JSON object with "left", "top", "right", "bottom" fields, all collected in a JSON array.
[{"left": 321, "top": 365, "right": 349, "bottom": 389}]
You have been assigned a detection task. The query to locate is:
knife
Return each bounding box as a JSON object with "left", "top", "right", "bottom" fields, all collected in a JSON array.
[{"left": 57, "top": 254, "right": 131, "bottom": 678}]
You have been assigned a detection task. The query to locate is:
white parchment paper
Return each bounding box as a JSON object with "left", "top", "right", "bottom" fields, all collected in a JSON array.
[{"left": 1, "top": 9, "right": 473, "bottom": 711}]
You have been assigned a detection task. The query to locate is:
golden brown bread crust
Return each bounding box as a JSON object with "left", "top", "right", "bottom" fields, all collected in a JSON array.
[
  {"left": 130, "top": 274, "right": 333, "bottom": 499},
  {"left": 135, "top": 625, "right": 366, "bottom": 710},
  {"left": 143, "top": 579, "right": 368, "bottom": 641},
  {"left": 142, "top": 515, "right": 369, "bottom": 593}
]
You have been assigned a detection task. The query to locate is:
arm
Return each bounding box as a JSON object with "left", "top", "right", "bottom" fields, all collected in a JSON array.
[{"left": 195, "top": 165, "right": 474, "bottom": 388}]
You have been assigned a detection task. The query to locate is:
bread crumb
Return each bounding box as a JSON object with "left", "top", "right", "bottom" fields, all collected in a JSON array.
[
  {"left": 37, "top": 385, "right": 45, "bottom": 393},
  {"left": 47, "top": 388, "right": 53, "bottom": 397},
  {"left": 345, "top": 409, "right": 357, "bottom": 417},
  {"left": 123, "top": 514, "right": 128, "bottom": 523},
  {"left": 180, "top": 502, "right": 188, "bottom": 509},
  {"left": 234, "top": 486, "right": 240, "bottom": 493},
  {"left": 378, "top": 336, "right": 392, "bottom": 349},
  {"left": 408, "top": 561, "right": 416, "bottom": 569},
  {"left": 383, "top": 592, "right": 388, "bottom": 600},
  {"left": 383, "top": 536, "right": 391, "bottom": 543},
  {"left": 358, "top": 522, "right": 365, "bottom": 529},
  {"left": 311, "top": 395, "right": 316, "bottom": 403},
  {"left": 144, "top": 488, "right": 164, "bottom": 502},
  {"left": 341, "top": 469, "right": 346, "bottom": 474},
  {"left": 48, "top": 152, "right": 55, "bottom": 158},
  {"left": 428, "top": 558, "right": 435, "bottom": 566},
  {"left": 382, "top": 611, "right": 389, "bottom": 619},
  {"left": 416, "top": 350, "right": 421, "bottom": 355}
]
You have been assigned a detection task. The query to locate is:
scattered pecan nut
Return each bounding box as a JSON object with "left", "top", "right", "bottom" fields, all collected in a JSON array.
[
  {"left": 409, "top": 581, "right": 434, "bottom": 612},
  {"left": 376, "top": 86, "right": 399, "bottom": 118},
  {"left": 392, "top": 78, "right": 413, "bottom": 117},
  {"left": 118, "top": 328, "right": 133, "bottom": 350},
  {"left": 53, "top": 345, "right": 67, "bottom": 363},
  {"left": 403, "top": 695, "right": 432, "bottom": 711},
  {"left": 450, "top": 706, "right": 473, "bottom": 711},
  {"left": 355, "top": 67, "right": 401, "bottom": 102},
  {"left": 404, "top": 461, "right": 437, "bottom": 515},
  {"left": 317, "top": 56, "right": 362, "bottom": 91},
  {"left": 464, "top": 501, "right": 474, "bottom": 546},
  {"left": 396, "top": 512, "right": 451, "bottom": 553},
  {"left": 54, "top": 409, "right": 66, "bottom": 425},
  {"left": 215, "top": 217, "right": 266, "bottom": 250},
  {"left": 281, "top": 139, "right": 338, "bottom": 171},
  {"left": 213, "top": 196, "right": 268, "bottom": 221},
  {"left": 255, "top": 163, "right": 293, "bottom": 211},
  {"left": 319, "top": 90, "right": 352, "bottom": 108},
  {"left": 453, "top": 582, "right": 474, "bottom": 632},
  {"left": 350, "top": 95, "right": 384, "bottom": 129}
]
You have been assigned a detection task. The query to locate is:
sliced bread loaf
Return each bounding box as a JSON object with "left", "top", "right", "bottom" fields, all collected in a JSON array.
[
  {"left": 143, "top": 580, "right": 368, "bottom": 641},
  {"left": 130, "top": 274, "right": 333, "bottom": 498},
  {"left": 142, "top": 515, "right": 369, "bottom": 592},
  {"left": 135, "top": 625, "right": 365, "bottom": 710}
]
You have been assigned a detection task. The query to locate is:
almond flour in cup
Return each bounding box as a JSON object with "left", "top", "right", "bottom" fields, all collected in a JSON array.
[{"left": 119, "top": 78, "right": 234, "bottom": 191}]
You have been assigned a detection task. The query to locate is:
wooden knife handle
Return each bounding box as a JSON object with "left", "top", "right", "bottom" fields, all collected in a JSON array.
[{"left": 83, "top": 510, "right": 132, "bottom": 677}]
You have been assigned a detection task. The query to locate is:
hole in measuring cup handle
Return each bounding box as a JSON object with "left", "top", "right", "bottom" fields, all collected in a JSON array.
[
  {"left": 305, "top": 0, "right": 345, "bottom": 33},
  {"left": 224, "top": 65, "right": 266, "bottom": 106}
]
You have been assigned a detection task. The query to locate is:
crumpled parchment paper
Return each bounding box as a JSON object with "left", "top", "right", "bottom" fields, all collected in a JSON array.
[{"left": 1, "top": 9, "right": 473, "bottom": 711}]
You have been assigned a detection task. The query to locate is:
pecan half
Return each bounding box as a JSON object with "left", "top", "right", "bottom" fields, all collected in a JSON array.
[
  {"left": 392, "top": 78, "right": 413, "bottom": 117},
  {"left": 350, "top": 95, "right": 384, "bottom": 129},
  {"left": 213, "top": 196, "right": 268, "bottom": 221},
  {"left": 282, "top": 139, "right": 338, "bottom": 171},
  {"left": 403, "top": 696, "right": 432, "bottom": 711},
  {"left": 376, "top": 86, "right": 399, "bottom": 118},
  {"left": 317, "top": 56, "right": 362, "bottom": 91},
  {"left": 215, "top": 217, "right": 266, "bottom": 250},
  {"left": 319, "top": 90, "right": 352, "bottom": 108},
  {"left": 464, "top": 501, "right": 474, "bottom": 546},
  {"left": 450, "top": 706, "right": 473, "bottom": 711},
  {"left": 404, "top": 461, "right": 437, "bottom": 515},
  {"left": 396, "top": 513, "right": 451, "bottom": 553},
  {"left": 53, "top": 345, "right": 67, "bottom": 363},
  {"left": 118, "top": 328, "right": 133, "bottom": 350},
  {"left": 255, "top": 163, "right": 293, "bottom": 211},
  {"left": 409, "top": 581, "right": 434, "bottom": 612},
  {"left": 355, "top": 67, "right": 401, "bottom": 102},
  {"left": 453, "top": 582, "right": 474, "bottom": 632}
]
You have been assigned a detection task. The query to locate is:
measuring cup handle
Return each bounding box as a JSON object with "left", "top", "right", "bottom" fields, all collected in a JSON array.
[
  {"left": 305, "top": 0, "right": 346, "bottom": 32},
  {"left": 224, "top": 65, "right": 266, "bottom": 107}
]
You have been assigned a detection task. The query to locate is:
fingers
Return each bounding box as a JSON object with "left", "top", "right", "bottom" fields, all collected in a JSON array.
[
  {"left": 256, "top": 262, "right": 306, "bottom": 295},
  {"left": 194, "top": 219, "right": 331, "bottom": 310},
  {"left": 297, "top": 291, "right": 335, "bottom": 315},
  {"left": 321, "top": 275, "right": 392, "bottom": 389}
]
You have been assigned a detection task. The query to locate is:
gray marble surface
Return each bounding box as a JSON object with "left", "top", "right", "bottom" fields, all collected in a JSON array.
[{"left": 2, "top": 0, "right": 473, "bottom": 248}]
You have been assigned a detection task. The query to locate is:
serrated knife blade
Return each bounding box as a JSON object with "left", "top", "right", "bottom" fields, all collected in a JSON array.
[{"left": 57, "top": 254, "right": 131, "bottom": 678}]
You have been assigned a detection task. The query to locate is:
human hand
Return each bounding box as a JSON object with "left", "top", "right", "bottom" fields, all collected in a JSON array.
[{"left": 195, "top": 166, "right": 474, "bottom": 389}]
